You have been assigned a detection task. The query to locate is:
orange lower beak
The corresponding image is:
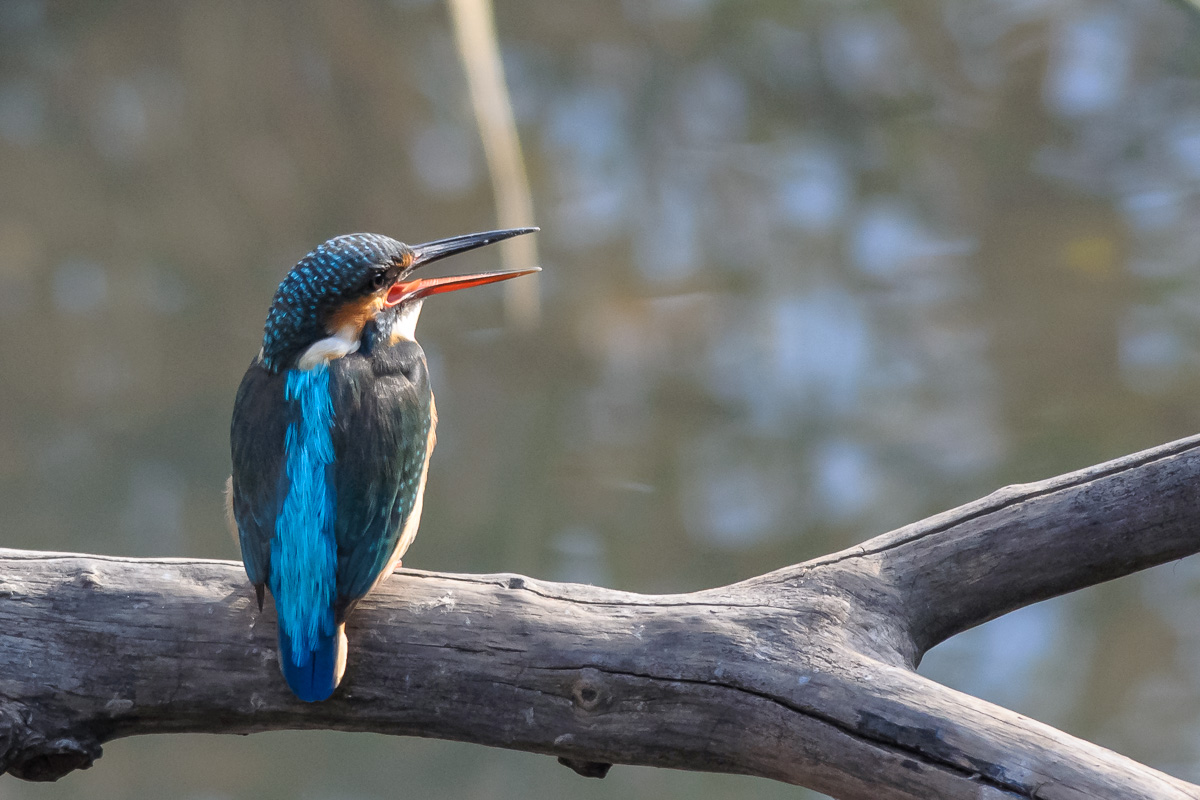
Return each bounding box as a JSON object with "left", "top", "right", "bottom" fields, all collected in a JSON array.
[{"left": 384, "top": 268, "right": 540, "bottom": 307}]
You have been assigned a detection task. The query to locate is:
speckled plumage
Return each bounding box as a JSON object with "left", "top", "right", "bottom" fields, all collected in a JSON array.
[{"left": 261, "top": 233, "right": 410, "bottom": 372}]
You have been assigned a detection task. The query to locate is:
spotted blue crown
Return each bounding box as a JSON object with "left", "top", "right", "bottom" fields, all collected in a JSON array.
[{"left": 261, "top": 233, "right": 409, "bottom": 371}]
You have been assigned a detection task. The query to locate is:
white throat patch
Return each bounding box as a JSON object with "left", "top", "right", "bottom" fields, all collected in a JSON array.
[
  {"left": 387, "top": 300, "right": 424, "bottom": 343},
  {"left": 297, "top": 323, "right": 361, "bottom": 370}
]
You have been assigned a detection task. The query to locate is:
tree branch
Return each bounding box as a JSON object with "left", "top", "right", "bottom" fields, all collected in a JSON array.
[{"left": 3, "top": 436, "right": 1200, "bottom": 799}]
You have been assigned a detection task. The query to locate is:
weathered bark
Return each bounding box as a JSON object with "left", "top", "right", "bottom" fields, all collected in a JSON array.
[{"left": 2, "top": 435, "right": 1200, "bottom": 799}]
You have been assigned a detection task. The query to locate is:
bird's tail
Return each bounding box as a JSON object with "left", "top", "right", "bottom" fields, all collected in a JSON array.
[{"left": 278, "top": 621, "right": 348, "bottom": 702}]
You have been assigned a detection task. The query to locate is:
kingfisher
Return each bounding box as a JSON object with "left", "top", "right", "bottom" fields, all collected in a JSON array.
[{"left": 227, "top": 227, "right": 538, "bottom": 702}]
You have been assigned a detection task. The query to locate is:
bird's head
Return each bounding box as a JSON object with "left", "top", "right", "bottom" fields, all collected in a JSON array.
[{"left": 259, "top": 228, "right": 539, "bottom": 372}]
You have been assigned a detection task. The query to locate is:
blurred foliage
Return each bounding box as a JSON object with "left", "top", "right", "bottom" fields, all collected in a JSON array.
[{"left": 3, "top": 0, "right": 1200, "bottom": 798}]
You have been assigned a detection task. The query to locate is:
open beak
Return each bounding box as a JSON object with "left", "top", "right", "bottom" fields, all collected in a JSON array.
[
  {"left": 384, "top": 227, "right": 540, "bottom": 307},
  {"left": 384, "top": 267, "right": 541, "bottom": 306}
]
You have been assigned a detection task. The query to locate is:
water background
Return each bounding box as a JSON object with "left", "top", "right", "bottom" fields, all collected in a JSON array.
[{"left": 4, "top": 1, "right": 1200, "bottom": 798}]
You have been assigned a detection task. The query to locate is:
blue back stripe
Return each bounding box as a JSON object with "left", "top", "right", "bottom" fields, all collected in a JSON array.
[{"left": 271, "top": 364, "right": 338, "bottom": 664}]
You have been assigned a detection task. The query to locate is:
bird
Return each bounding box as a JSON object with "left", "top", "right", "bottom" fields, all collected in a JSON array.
[{"left": 227, "top": 227, "right": 539, "bottom": 702}]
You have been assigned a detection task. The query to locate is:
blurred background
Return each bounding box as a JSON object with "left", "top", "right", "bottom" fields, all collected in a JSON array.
[{"left": 3, "top": 0, "right": 1200, "bottom": 798}]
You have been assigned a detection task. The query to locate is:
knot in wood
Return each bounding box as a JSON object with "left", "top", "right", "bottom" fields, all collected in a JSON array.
[
  {"left": 557, "top": 756, "right": 612, "bottom": 779},
  {"left": 74, "top": 570, "right": 102, "bottom": 590},
  {"left": 8, "top": 737, "right": 101, "bottom": 781},
  {"left": 571, "top": 668, "right": 607, "bottom": 712},
  {"left": 0, "top": 703, "right": 20, "bottom": 764},
  {"left": 0, "top": 702, "right": 101, "bottom": 782}
]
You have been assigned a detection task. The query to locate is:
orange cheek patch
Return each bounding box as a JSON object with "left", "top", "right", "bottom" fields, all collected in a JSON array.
[{"left": 327, "top": 294, "right": 385, "bottom": 337}]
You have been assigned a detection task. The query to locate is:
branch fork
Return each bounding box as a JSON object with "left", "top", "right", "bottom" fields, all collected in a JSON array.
[{"left": 3, "top": 435, "right": 1200, "bottom": 799}]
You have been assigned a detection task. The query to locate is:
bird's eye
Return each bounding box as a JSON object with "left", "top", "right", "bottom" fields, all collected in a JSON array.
[{"left": 371, "top": 271, "right": 388, "bottom": 290}]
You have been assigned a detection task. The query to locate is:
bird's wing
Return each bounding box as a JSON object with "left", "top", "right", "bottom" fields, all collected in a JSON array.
[
  {"left": 229, "top": 361, "right": 290, "bottom": 595},
  {"left": 329, "top": 338, "right": 433, "bottom": 616}
]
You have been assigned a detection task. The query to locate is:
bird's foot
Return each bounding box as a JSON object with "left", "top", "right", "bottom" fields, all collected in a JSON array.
[{"left": 392, "top": 560, "right": 403, "bottom": 573}]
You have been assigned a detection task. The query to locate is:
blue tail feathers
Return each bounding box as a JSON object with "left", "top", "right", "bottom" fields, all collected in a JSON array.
[{"left": 278, "top": 623, "right": 341, "bottom": 702}]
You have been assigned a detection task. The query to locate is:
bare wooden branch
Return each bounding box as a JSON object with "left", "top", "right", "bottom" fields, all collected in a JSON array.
[{"left": 2, "top": 435, "right": 1200, "bottom": 799}]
